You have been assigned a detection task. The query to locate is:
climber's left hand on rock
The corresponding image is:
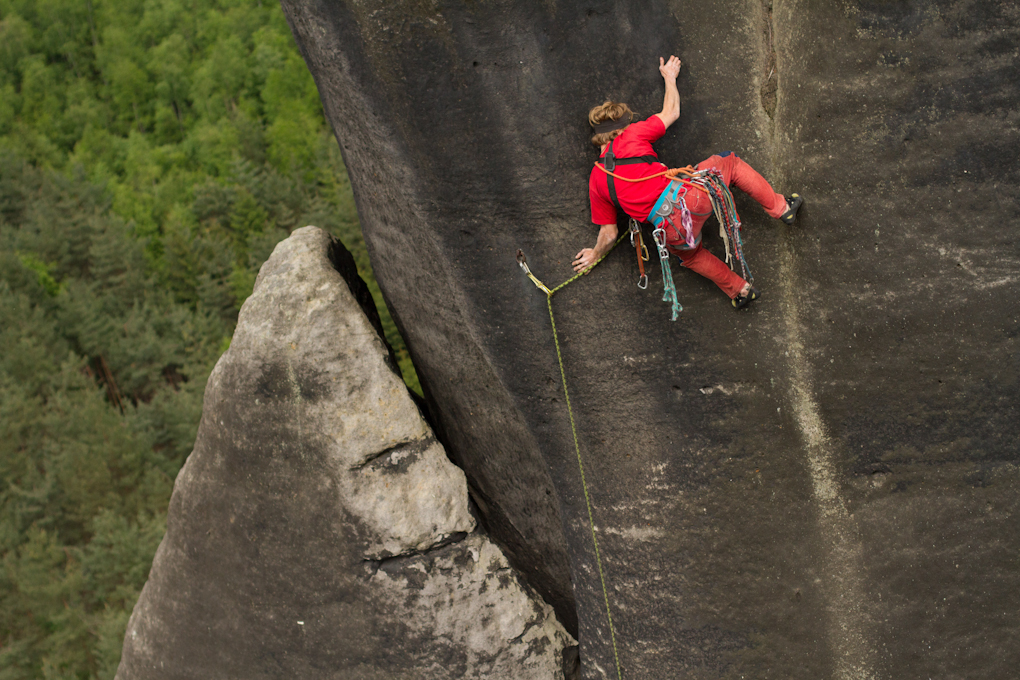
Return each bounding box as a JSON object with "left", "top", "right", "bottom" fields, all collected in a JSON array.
[{"left": 659, "top": 55, "right": 681, "bottom": 81}]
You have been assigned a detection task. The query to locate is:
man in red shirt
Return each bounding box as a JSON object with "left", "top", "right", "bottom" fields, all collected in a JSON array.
[{"left": 574, "top": 55, "right": 803, "bottom": 309}]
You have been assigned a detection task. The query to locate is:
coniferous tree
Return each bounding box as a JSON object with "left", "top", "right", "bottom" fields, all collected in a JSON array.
[{"left": 0, "top": 1, "right": 419, "bottom": 676}]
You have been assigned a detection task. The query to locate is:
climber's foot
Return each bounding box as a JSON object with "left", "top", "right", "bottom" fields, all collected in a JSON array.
[
  {"left": 780, "top": 193, "right": 804, "bottom": 225},
  {"left": 732, "top": 285, "right": 759, "bottom": 310}
]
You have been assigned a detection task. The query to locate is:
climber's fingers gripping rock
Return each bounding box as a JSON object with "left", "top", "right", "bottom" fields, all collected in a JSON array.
[{"left": 658, "top": 55, "right": 681, "bottom": 80}]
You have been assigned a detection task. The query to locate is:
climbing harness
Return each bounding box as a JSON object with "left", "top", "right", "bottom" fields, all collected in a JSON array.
[
  {"left": 596, "top": 137, "right": 663, "bottom": 213},
  {"left": 648, "top": 177, "right": 698, "bottom": 249},
  {"left": 592, "top": 145, "right": 692, "bottom": 318},
  {"left": 515, "top": 245, "right": 626, "bottom": 680},
  {"left": 594, "top": 159, "right": 755, "bottom": 289}
]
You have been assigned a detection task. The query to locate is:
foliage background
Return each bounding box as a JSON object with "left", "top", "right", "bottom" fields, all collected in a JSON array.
[{"left": 0, "top": 1, "right": 417, "bottom": 676}]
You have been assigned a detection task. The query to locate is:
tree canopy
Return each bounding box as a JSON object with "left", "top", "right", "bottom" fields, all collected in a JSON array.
[{"left": 0, "top": 1, "right": 417, "bottom": 676}]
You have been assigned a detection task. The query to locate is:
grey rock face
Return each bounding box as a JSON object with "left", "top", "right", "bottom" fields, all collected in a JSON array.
[
  {"left": 116, "top": 226, "right": 574, "bottom": 679},
  {"left": 280, "top": 2, "right": 1020, "bottom": 679}
]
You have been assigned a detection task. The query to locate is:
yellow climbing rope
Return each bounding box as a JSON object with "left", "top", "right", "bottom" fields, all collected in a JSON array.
[{"left": 516, "top": 233, "right": 627, "bottom": 680}]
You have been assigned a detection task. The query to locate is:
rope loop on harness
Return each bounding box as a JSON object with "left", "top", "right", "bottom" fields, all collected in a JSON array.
[
  {"left": 594, "top": 161, "right": 708, "bottom": 195},
  {"left": 696, "top": 169, "right": 752, "bottom": 283}
]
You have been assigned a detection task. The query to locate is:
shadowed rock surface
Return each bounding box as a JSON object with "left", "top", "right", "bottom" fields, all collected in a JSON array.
[
  {"left": 281, "top": 1, "right": 1020, "bottom": 678},
  {"left": 116, "top": 226, "right": 575, "bottom": 679}
]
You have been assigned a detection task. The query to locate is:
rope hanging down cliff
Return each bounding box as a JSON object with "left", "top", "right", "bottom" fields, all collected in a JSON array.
[{"left": 515, "top": 238, "right": 627, "bottom": 680}]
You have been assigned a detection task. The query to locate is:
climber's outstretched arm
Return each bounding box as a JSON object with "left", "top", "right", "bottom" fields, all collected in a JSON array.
[
  {"left": 573, "top": 223, "right": 619, "bottom": 272},
  {"left": 655, "top": 55, "right": 682, "bottom": 129}
]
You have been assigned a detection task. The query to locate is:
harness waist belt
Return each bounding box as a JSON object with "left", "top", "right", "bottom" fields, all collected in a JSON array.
[{"left": 647, "top": 180, "right": 701, "bottom": 251}]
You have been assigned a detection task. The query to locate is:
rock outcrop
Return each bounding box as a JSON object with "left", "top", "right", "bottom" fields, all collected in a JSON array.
[
  {"left": 116, "top": 226, "right": 575, "bottom": 679},
  {"left": 280, "top": 2, "right": 1020, "bottom": 679}
]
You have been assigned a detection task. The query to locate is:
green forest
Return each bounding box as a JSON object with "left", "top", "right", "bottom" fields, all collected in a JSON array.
[{"left": 0, "top": 1, "right": 416, "bottom": 676}]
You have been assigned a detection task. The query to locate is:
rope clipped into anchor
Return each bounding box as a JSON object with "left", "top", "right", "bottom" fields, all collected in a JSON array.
[{"left": 515, "top": 239, "right": 626, "bottom": 680}]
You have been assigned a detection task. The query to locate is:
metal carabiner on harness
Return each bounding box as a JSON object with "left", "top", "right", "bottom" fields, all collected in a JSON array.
[
  {"left": 652, "top": 228, "right": 666, "bottom": 250},
  {"left": 651, "top": 227, "right": 670, "bottom": 260},
  {"left": 631, "top": 220, "right": 649, "bottom": 261},
  {"left": 628, "top": 219, "right": 649, "bottom": 290}
]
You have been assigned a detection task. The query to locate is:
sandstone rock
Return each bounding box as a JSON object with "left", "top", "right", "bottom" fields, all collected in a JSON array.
[
  {"left": 116, "top": 226, "right": 574, "bottom": 679},
  {"left": 372, "top": 534, "right": 574, "bottom": 678},
  {"left": 281, "top": 2, "right": 1020, "bottom": 678}
]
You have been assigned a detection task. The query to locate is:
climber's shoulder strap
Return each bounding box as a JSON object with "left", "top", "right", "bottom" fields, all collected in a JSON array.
[{"left": 595, "top": 138, "right": 660, "bottom": 212}]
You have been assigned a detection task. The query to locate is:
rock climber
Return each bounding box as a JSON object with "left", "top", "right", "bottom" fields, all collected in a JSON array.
[{"left": 574, "top": 54, "right": 803, "bottom": 309}]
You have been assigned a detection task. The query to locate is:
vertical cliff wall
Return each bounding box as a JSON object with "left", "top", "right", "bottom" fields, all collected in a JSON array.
[{"left": 281, "top": 1, "right": 1020, "bottom": 678}]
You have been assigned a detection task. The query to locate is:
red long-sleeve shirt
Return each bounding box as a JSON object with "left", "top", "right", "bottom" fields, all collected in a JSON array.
[{"left": 588, "top": 115, "right": 671, "bottom": 225}]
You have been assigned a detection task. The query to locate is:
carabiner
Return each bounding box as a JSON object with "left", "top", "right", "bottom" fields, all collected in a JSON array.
[
  {"left": 515, "top": 248, "right": 553, "bottom": 295},
  {"left": 637, "top": 274, "right": 648, "bottom": 290},
  {"left": 516, "top": 249, "right": 535, "bottom": 277},
  {"left": 652, "top": 228, "right": 667, "bottom": 248},
  {"left": 651, "top": 228, "right": 670, "bottom": 261}
]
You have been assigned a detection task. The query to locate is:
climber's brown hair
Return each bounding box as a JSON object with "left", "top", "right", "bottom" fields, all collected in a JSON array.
[{"left": 588, "top": 101, "right": 635, "bottom": 147}]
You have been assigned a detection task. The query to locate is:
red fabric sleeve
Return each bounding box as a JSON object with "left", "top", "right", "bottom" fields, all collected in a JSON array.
[
  {"left": 589, "top": 170, "right": 617, "bottom": 225},
  {"left": 630, "top": 115, "right": 666, "bottom": 144}
]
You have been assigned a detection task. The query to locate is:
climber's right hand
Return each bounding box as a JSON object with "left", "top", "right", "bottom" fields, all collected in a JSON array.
[{"left": 572, "top": 248, "right": 598, "bottom": 272}]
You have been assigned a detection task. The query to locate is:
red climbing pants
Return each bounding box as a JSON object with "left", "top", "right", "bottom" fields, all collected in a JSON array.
[{"left": 671, "top": 153, "right": 787, "bottom": 299}]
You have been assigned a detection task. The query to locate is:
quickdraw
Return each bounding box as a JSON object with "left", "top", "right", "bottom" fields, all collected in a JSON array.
[
  {"left": 652, "top": 226, "right": 682, "bottom": 320},
  {"left": 628, "top": 219, "right": 649, "bottom": 290}
]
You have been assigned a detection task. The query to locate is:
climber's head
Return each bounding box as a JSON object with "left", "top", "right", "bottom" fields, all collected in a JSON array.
[{"left": 588, "top": 101, "right": 635, "bottom": 147}]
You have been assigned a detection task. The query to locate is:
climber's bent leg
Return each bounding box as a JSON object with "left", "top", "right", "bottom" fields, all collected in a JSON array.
[
  {"left": 675, "top": 244, "right": 747, "bottom": 298},
  {"left": 698, "top": 153, "right": 787, "bottom": 218}
]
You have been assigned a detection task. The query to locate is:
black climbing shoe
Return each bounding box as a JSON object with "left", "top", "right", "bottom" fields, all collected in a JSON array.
[
  {"left": 732, "top": 286, "right": 759, "bottom": 309},
  {"left": 779, "top": 193, "right": 804, "bottom": 225}
]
